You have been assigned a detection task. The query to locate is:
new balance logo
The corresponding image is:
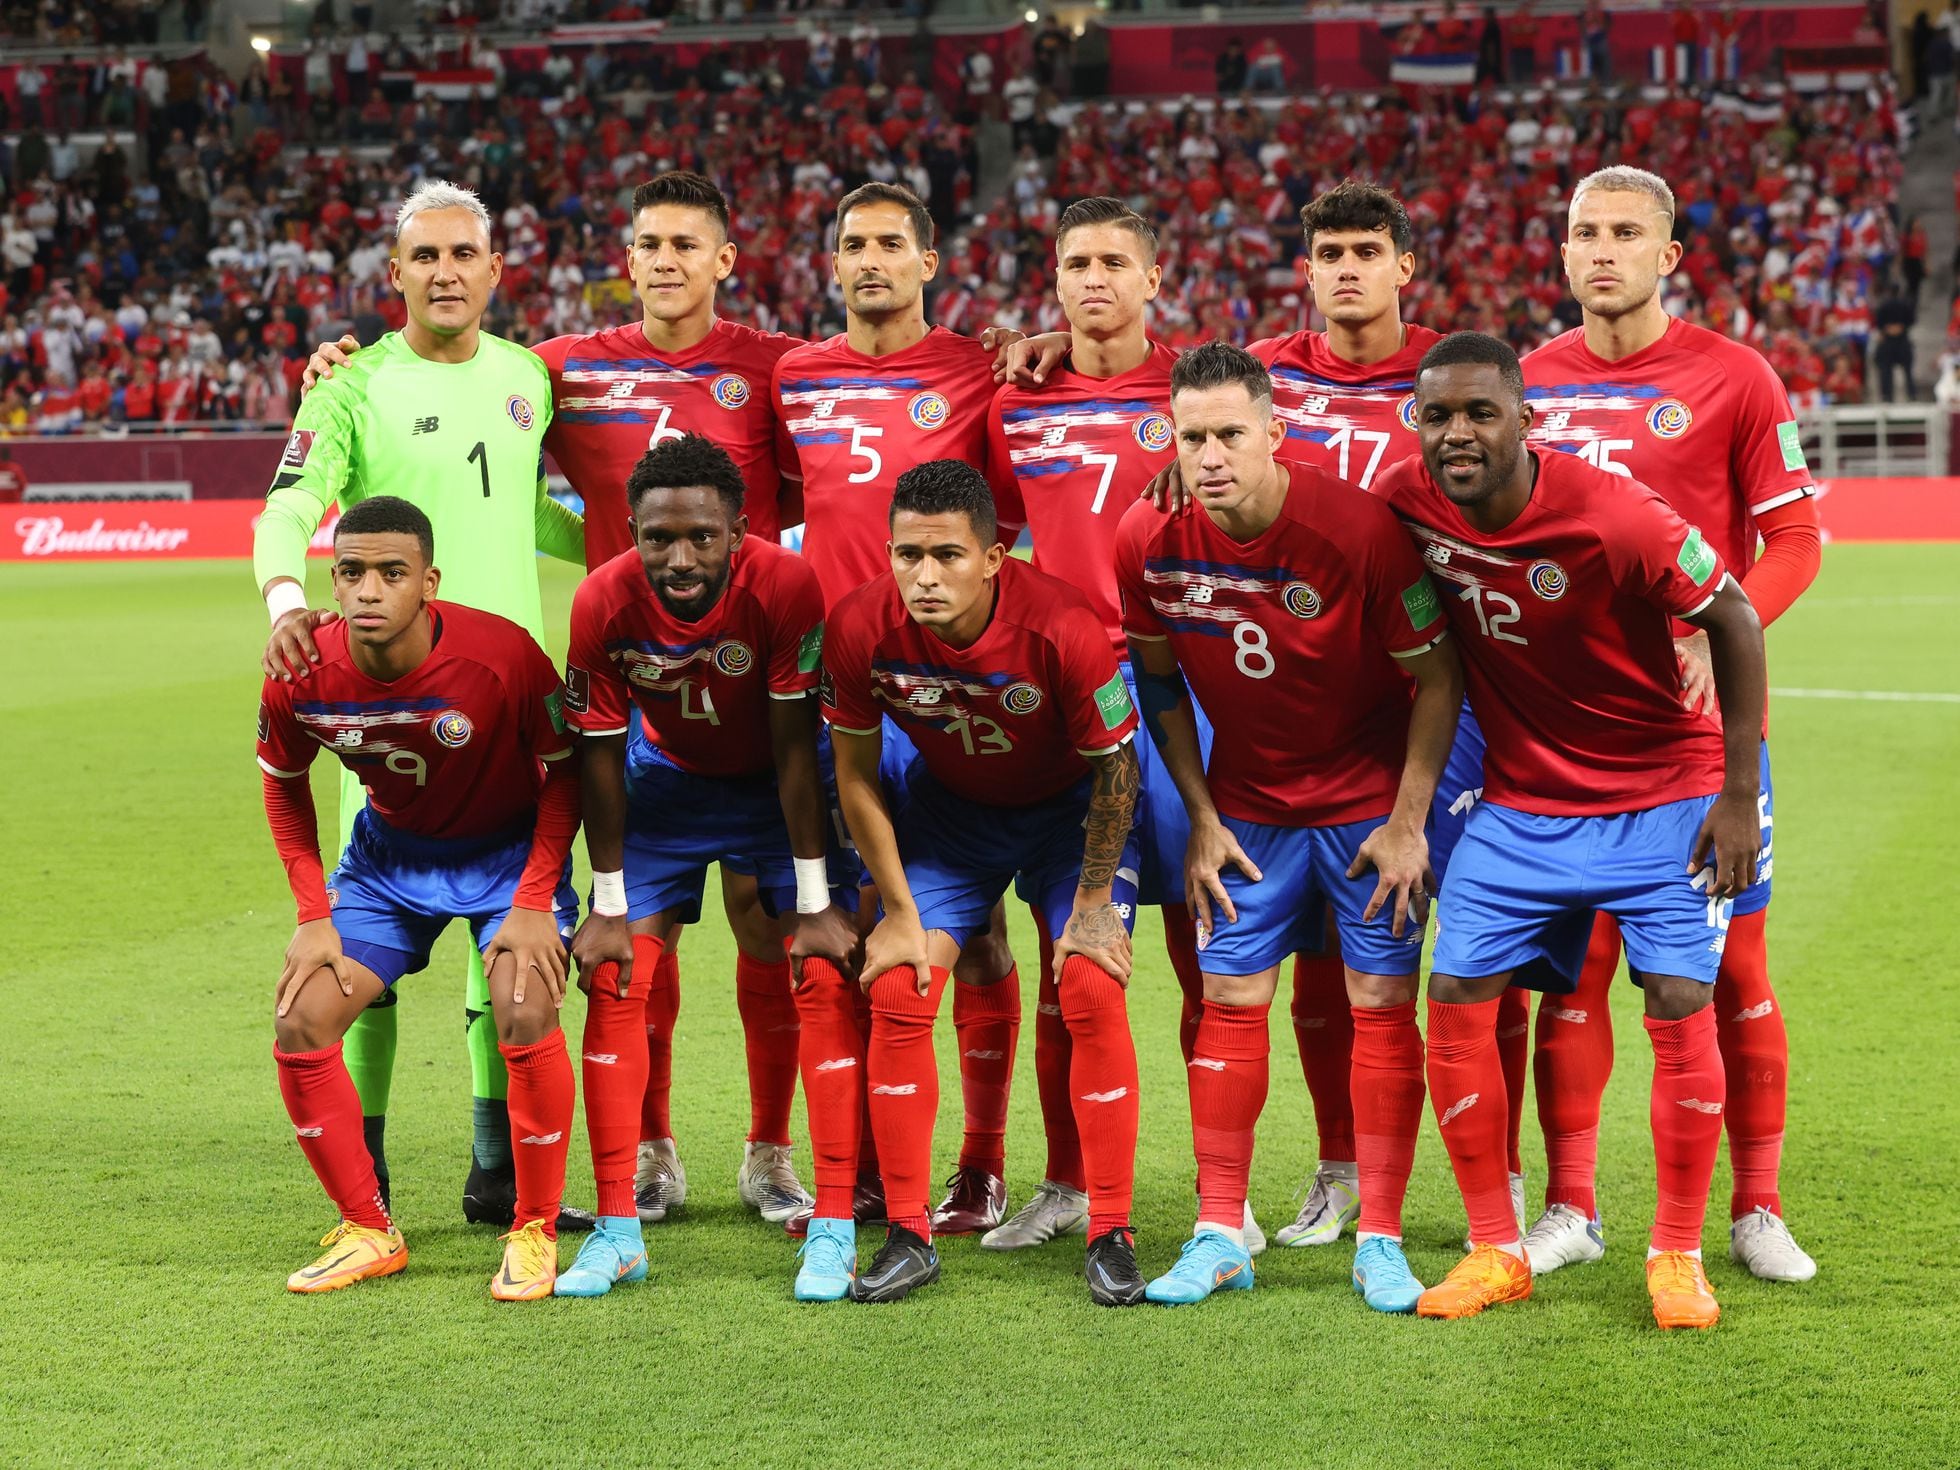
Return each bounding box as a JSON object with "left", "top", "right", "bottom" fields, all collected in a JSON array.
[
  {"left": 412, "top": 416, "right": 439, "bottom": 434},
  {"left": 1439, "top": 1092, "right": 1480, "bottom": 1127},
  {"left": 963, "top": 1048, "right": 1005, "bottom": 1060},
  {"left": 871, "top": 1083, "right": 918, "bottom": 1096},
  {"left": 1546, "top": 1007, "right": 1587, "bottom": 1024},
  {"left": 815, "top": 1057, "right": 857, "bottom": 1073},
  {"left": 1732, "top": 1000, "right": 1774, "bottom": 1022},
  {"left": 1676, "top": 1098, "right": 1723, "bottom": 1115},
  {"left": 583, "top": 1052, "right": 619, "bottom": 1065},
  {"left": 1497, "top": 1023, "right": 1528, "bottom": 1039},
  {"left": 1036, "top": 1003, "right": 1062, "bottom": 1017},
  {"left": 1080, "top": 1087, "right": 1129, "bottom": 1104},
  {"left": 1296, "top": 1016, "right": 1327, "bottom": 1030},
  {"left": 332, "top": 729, "right": 363, "bottom": 748},
  {"left": 1189, "top": 1058, "right": 1226, "bottom": 1071},
  {"left": 1186, "top": 584, "right": 1215, "bottom": 604},
  {"left": 519, "top": 1131, "right": 565, "bottom": 1145},
  {"left": 295, "top": 1126, "right": 323, "bottom": 1138}
]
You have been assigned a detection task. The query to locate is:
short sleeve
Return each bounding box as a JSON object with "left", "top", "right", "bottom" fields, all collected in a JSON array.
[
  {"left": 1054, "top": 607, "right": 1138, "bottom": 757},
  {"left": 766, "top": 554, "right": 827, "bottom": 699},
  {"left": 514, "top": 632, "right": 574, "bottom": 761},
  {"left": 255, "top": 677, "right": 315, "bottom": 779},
  {"left": 986, "top": 384, "right": 1027, "bottom": 536},
  {"left": 1608, "top": 486, "right": 1731, "bottom": 620},
  {"left": 1722, "top": 345, "right": 1816, "bottom": 515},
  {"left": 564, "top": 578, "right": 631, "bottom": 736},
  {"left": 819, "top": 595, "right": 881, "bottom": 734},
  {"left": 1356, "top": 492, "right": 1448, "bottom": 657},
  {"left": 770, "top": 353, "right": 805, "bottom": 482},
  {"left": 1114, "top": 501, "right": 1166, "bottom": 641}
]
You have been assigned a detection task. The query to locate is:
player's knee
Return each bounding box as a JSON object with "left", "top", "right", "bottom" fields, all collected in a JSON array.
[
  {"left": 274, "top": 997, "right": 339, "bottom": 1055},
  {"left": 1427, "top": 971, "right": 1508, "bottom": 1005},
  {"left": 496, "top": 1003, "right": 555, "bottom": 1048},
  {"left": 1346, "top": 969, "right": 1417, "bottom": 1008},
  {"left": 1640, "top": 974, "right": 1713, "bottom": 1022},
  {"left": 955, "top": 931, "right": 1014, "bottom": 985}
]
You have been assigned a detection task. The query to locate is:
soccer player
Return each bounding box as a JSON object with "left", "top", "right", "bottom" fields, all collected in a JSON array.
[
  {"left": 254, "top": 179, "right": 588, "bottom": 1234},
  {"left": 552, "top": 434, "right": 860, "bottom": 1299},
  {"left": 1375, "top": 332, "right": 1767, "bottom": 1330},
  {"left": 775, "top": 182, "right": 1028, "bottom": 1236},
  {"left": 823, "top": 461, "right": 1147, "bottom": 1305},
  {"left": 1115, "top": 343, "right": 1462, "bottom": 1310},
  {"left": 1516, "top": 166, "right": 1820, "bottom": 1282},
  {"left": 261, "top": 496, "right": 579, "bottom": 1300}
]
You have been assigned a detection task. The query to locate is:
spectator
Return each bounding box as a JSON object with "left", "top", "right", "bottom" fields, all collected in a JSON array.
[
  {"left": 1508, "top": 0, "right": 1540, "bottom": 83},
  {"left": 1911, "top": 9, "right": 1935, "bottom": 104},
  {"left": 1215, "top": 36, "right": 1249, "bottom": 95},
  {"left": 1929, "top": 26, "right": 1955, "bottom": 117},
  {"left": 1033, "top": 14, "right": 1072, "bottom": 92},
  {"left": 1247, "top": 36, "right": 1286, "bottom": 94},
  {"left": 960, "top": 46, "right": 995, "bottom": 123},
  {"left": 1903, "top": 216, "right": 1929, "bottom": 304},
  {"left": 1476, "top": 7, "right": 1505, "bottom": 85},
  {"left": 16, "top": 63, "right": 48, "bottom": 129},
  {"left": 1074, "top": 17, "right": 1113, "bottom": 98},
  {"left": 1583, "top": 0, "right": 1611, "bottom": 80},
  {"left": 1872, "top": 278, "right": 1917, "bottom": 400},
  {"left": 1003, "top": 65, "right": 1041, "bottom": 152}
]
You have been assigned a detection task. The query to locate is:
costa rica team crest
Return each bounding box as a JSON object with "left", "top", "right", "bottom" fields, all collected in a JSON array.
[
  {"left": 1527, "top": 560, "right": 1569, "bottom": 600},
  {"left": 1397, "top": 395, "right": 1418, "bottom": 432},
  {"left": 1001, "top": 681, "right": 1043, "bottom": 715},
  {"left": 711, "top": 374, "right": 751, "bottom": 410},
  {"left": 1282, "top": 581, "right": 1324, "bottom": 618},
  {"left": 908, "top": 392, "right": 951, "bottom": 430},
  {"left": 1134, "top": 413, "right": 1174, "bottom": 453},
  {"left": 713, "top": 640, "right": 756, "bottom": 676},
  {"left": 506, "top": 394, "right": 536, "bottom": 431},
  {"left": 1646, "top": 399, "right": 1692, "bottom": 439},
  {"left": 432, "top": 709, "right": 474, "bottom": 747}
]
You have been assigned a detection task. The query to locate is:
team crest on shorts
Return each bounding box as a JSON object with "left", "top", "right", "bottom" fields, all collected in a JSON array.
[
  {"left": 432, "top": 709, "right": 474, "bottom": 747},
  {"left": 1282, "top": 581, "right": 1323, "bottom": 618},
  {"left": 1397, "top": 395, "right": 1419, "bottom": 432},
  {"left": 1646, "top": 399, "right": 1691, "bottom": 439},
  {"left": 711, "top": 374, "right": 751, "bottom": 410},
  {"left": 326, "top": 887, "right": 339, "bottom": 909},
  {"left": 1134, "top": 413, "right": 1174, "bottom": 453},
  {"left": 506, "top": 394, "right": 536, "bottom": 431},
  {"left": 1527, "top": 560, "right": 1569, "bottom": 600},
  {"left": 713, "top": 640, "right": 756, "bottom": 676},
  {"left": 908, "top": 392, "right": 951, "bottom": 430},
  {"left": 1001, "top": 681, "right": 1043, "bottom": 715}
]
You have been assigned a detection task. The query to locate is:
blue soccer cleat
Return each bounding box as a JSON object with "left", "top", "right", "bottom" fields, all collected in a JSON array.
[
  {"left": 794, "top": 1217, "right": 857, "bottom": 1302},
  {"left": 1144, "top": 1230, "right": 1255, "bottom": 1305},
  {"left": 1351, "top": 1235, "right": 1424, "bottom": 1314},
  {"left": 553, "top": 1218, "right": 648, "bottom": 1298}
]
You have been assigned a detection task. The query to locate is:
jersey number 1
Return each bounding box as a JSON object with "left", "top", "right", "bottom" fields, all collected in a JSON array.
[{"left": 468, "top": 441, "right": 489, "bottom": 497}]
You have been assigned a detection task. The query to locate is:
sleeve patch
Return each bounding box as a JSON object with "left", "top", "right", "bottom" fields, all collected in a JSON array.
[
  {"left": 1776, "top": 420, "right": 1807, "bottom": 473},
  {"left": 1093, "top": 670, "right": 1136, "bottom": 731},
  {"left": 282, "top": 429, "right": 315, "bottom": 469},
  {"left": 1401, "top": 575, "right": 1443, "bottom": 630},
  {"left": 563, "top": 664, "right": 590, "bottom": 714},
  {"left": 798, "top": 622, "right": 825, "bottom": 675},
  {"left": 1677, "top": 526, "right": 1719, "bottom": 585},
  {"left": 544, "top": 688, "right": 566, "bottom": 735}
]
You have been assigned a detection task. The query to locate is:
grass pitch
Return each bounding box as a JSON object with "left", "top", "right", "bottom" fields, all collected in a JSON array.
[{"left": 1, "top": 545, "right": 1955, "bottom": 1468}]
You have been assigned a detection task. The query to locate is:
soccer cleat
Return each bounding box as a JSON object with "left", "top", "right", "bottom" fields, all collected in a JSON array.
[
  {"left": 1416, "top": 1244, "right": 1533, "bottom": 1320},
  {"left": 929, "top": 1166, "right": 1007, "bottom": 1235},
  {"left": 853, "top": 1174, "right": 889, "bottom": 1226},
  {"left": 1085, "top": 1228, "right": 1147, "bottom": 1307},
  {"left": 462, "top": 1157, "right": 596, "bottom": 1234},
  {"left": 1145, "top": 1230, "right": 1255, "bottom": 1305},
  {"left": 490, "top": 1219, "right": 558, "bottom": 1301},
  {"left": 553, "top": 1220, "right": 648, "bottom": 1298},
  {"left": 793, "top": 1217, "right": 857, "bottom": 1302},
  {"left": 1462, "top": 1171, "right": 1530, "bottom": 1252},
  {"left": 1647, "top": 1250, "right": 1721, "bottom": 1329},
  {"left": 783, "top": 1205, "right": 814, "bottom": 1239},
  {"left": 286, "top": 1220, "right": 407, "bottom": 1294},
  {"left": 736, "top": 1142, "right": 814, "bottom": 1224},
  {"left": 1351, "top": 1236, "right": 1424, "bottom": 1314},
  {"left": 981, "top": 1179, "right": 1089, "bottom": 1250},
  {"left": 1729, "top": 1208, "right": 1817, "bottom": 1283},
  {"left": 1522, "top": 1204, "right": 1606, "bottom": 1276},
  {"left": 634, "top": 1138, "right": 687, "bottom": 1224},
  {"left": 1275, "top": 1164, "right": 1360, "bottom": 1248},
  {"left": 1243, "top": 1201, "right": 1267, "bottom": 1257},
  {"left": 848, "top": 1225, "right": 940, "bottom": 1303}
]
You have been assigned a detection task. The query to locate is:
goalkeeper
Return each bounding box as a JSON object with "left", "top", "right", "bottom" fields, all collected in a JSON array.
[{"left": 254, "top": 179, "right": 590, "bottom": 1232}]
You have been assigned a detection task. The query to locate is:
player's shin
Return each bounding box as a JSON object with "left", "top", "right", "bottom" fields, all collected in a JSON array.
[
  {"left": 1535, "top": 916, "right": 1620, "bottom": 1215},
  {"left": 276, "top": 1041, "right": 391, "bottom": 1230},
  {"left": 952, "top": 968, "right": 1020, "bottom": 1176},
  {"left": 342, "top": 992, "right": 398, "bottom": 1191},
  {"left": 1350, "top": 998, "right": 1423, "bottom": 1238},
  {"left": 582, "top": 955, "right": 653, "bottom": 1220},
  {"left": 794, "top": 956, "right": 865, "bottom": 1220},
  {"left": 1646, "top": 1003, "right": 1725, "bottom": 1254},
  {"left": 1292, "top": 950, "right": 1356, "bottom": 1165},
  {"left": 1058, "top": 957, "right": 1139, "bottom": 1238},
  {"left": 866, "top": 966, "right": 950, "bottom": 1238},
  {"left": 1160, "top": 906, "right": 1204, "bottom": 1064},
  {"left": 735, "top": 950, "right": 800, "bottom": 1147},
  {"left": 639, "top": 943, "right": 681, "bottom": 1145},
  {"left": 1495, "top": 986, "right": 1531, "bottom": 1177},
  {"left": 1190, "top": 997, "right": 1271, "bottom": 1234},
  {"left": 466, "top": 945, "right": 513, "bottom": 1171},
  {"left": 1712, "top": 910, "right": 1786, "bottom": 1219},
  {"left": 501, "top": 1031, "right": 575, "bottom": 1238},
  {"left": 1035, "top": 944, "right": 1086, "bottom": 1192},
  {"left": 1426, "top": 995, "right": 1519, "bottom": 1250}
]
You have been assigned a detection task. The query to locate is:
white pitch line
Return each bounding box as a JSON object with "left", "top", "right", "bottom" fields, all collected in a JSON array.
[
  {"left": 1797, "top": 595, "right": 1960, "bottom": 608},
  {"left": 1771, "top": 687, "right": 1960, "bottom": 705}
]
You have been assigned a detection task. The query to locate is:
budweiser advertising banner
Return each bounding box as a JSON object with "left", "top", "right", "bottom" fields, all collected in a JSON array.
[{"left": 4, "top": 501, "right": 338, "bottom": 561}]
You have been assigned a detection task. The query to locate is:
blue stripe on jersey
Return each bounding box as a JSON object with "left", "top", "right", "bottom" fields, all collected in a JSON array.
[
  {"left": 562, "top": 356, "right": 720, "bottom": 377},
  {"left": 608, "top": 634, "right": 716, "bottom": 658},
  {"left": 1155, "top": 617, "right": 1234, "bottom": 639},
  {"left": 873, "top": 659, "right": 1015, "bottom": 686},
  {"left": 294, "top": 696, "right": 450, "bottom": 716},
  {"left": 1282, "top": 426, "right": 1334, "bottom": 443},
  {"left": 1012, "top": 460, "right": 1077, "bottom": 479},
  {"left": 780, "top": 375, "right": 929, "bottom": 392},
  {"left": 1000, "top": 398, "right": 1161, "bottom": 423},
  {"left": 792, "top": 431, "right": 846, "bottom": 445},
  {"left": 1523, "top": 382, "right": 1665, "bottom": 400},
  {"left": 558, "top": 411, "right": 679, "bottom": 426},
  {"left": 1145, "top": 555, "right": 1295, "bottom": 582},
  {"left": 1270, "top": 367, "right": 1415, "bottom": 391}
]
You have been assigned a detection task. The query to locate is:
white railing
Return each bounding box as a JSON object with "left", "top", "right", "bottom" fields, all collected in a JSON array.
[{"left": 1795, "top": 405, "right": 1950, "bottom": 478}]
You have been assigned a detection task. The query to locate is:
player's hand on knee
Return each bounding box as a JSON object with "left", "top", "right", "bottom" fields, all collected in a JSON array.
[
  {"left": 1688, "top": 791, "right": 1760, "bottom": 900},
  {"left": 277, "top": 918, "right": 353, "bottom": 1017},
  {"left": 789, "top": 903, "right": 860, "bottom": 989},
  {"left": 492, "top": 905, "right": 569, "bottom": 1008},
  {"left": 1674, "top": 631, "right": 1717, "bottom": 715},
  {"left": 571, "top": 911, "right": 633, "bottom": 998},
  {"left": 299, "top": 333, "right": 360, "bottom": 395},
  {"left": 1140, "top": 460, "right": 1193, "bottom": 516},
  {"left": 1349, "top": 822, "right": 1433, "bottom": 938},
  {"left": 1055, "top": 898, "right": 1134, "bottom": 986},
  {"left": 1185, "top": 818, "right": 1260, "bottom": 942},
  {"left": 861, "top": 911, "right": 931, "bottom": 995},
  {"left": 264, "top": 606, "right": 339, "bottom": 681}
]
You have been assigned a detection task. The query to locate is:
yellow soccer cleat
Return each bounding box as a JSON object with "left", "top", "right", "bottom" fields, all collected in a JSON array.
[
  {"left": 491, "top": 1219, "right": 558, "bottom": 1301},
  {"left": 287, "top": 1220, "right": 407, "bottom": 1294},
  {"left": 1416, "top": 1243, "right": 1533, "bottom": 1320},
  {"left": 1647, "top": 1250, "right": 1721, "bottom": 1330}
]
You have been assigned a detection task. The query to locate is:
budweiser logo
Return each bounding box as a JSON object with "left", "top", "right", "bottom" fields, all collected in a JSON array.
[{"left": 14, "top": 514, "right": 193, "bottom": 556}]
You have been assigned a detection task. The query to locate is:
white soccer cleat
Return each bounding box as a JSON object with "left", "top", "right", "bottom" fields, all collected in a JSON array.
[
  {"left": 980, "top": 1179, "right": 1089, "bottom": 1250},
  {"left": 1243, "top": 1200, "right": 1267, "bottom": 1258},
  {"left": 1522, "top": 1203, "right": 1606, "bottom": 1275},
  {"left": 1274, "top": 1164, "right": 1359, "bottom": 1248},
  {"left": 736, "top": 1141, "right": 814, "bottom": 1223},
  {"left": 1464, "top": 1171, "right": 1530, "bottom": 1252},
  {"left": 1730, "top": 1207, "right": 1817, "bottom": 1282},
  {"left": 634, "top": 1138, "right": 687, "bottom": 1223}
]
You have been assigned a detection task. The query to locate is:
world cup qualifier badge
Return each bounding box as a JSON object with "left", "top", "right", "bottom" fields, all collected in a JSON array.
[
  {"left": 908, "top": 392, "right": 951, "bottom": 430},
  {"left": 1134, "top": 413, "right": 1174, "bottom": 452},
  {"left": 712, "top": 374, "right": 751, "bottom": 410},
  {"left": 1527, "top": 560, "right": 1569, "bottom": 600},
  {"left": 506, "top": 394, "right": 535, "bottom": 431},
  {"left": 432, "top": 709, "right": 474, "bottom": 747},
  {"left": 1646, "top": 399, "right": 1692, "bottom": 439}
]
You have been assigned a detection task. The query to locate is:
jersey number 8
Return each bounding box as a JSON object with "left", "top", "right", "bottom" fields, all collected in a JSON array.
[{"left": 1234, "top": 621, "right": 1274, "bottom": 679}]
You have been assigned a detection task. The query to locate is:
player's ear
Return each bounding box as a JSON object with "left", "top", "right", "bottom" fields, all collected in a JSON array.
[
  {"left": 1266, "top": 409, "right": 1285, "bottom": 453},
  {"left": 1144, "top": 262, "right": 1163, "bottom": 301},
  {"left": 424, "top": 562, "right": 441, "bottom": 599},
  {"left": 728, "top": 511, "right": 748, "bottom": 550},
  {"left": 1396, "top": 251, "right": 1415, "bottom": 289},
  {"left": 716, "top": 240, "right": 737, "bottom": 283},
  {"left": 981, "top": 539, "right": 1006, "bottom": 577},
  {"left": 487, "top": 251, "right": 503, "bottom": 290},
  {"left": 920, "top": 247, "right": 939, "bottom": 283}
]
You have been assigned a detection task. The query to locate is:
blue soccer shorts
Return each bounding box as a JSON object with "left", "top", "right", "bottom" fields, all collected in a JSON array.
[
  {"left": 326, "top": 808, "right": 577, "bottom": 989},
  {"left": 1732, "top": 741, "right": 1774, "bottom": 918},
  {"left": 1431, "top": 797, "right": 1736, "bottom": 989},
  {"left": 1119, "top": 661, "right": 1216, "bottom": 909},
  {"left": 1429, "top": 700, "right": 1487, "bottom": 888},
  {"left": 1194, "top": 814, "right": 1424, "bottom": 979}
]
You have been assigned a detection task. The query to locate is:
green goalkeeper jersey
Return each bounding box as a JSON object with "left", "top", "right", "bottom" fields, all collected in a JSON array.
[{"left": 252, "top": 330, "right": 584, "bottom": 639}]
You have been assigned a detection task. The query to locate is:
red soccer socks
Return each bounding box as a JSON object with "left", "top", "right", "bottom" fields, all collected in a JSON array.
[
  {"left": 638, "top": 940, "right": 681, "bottom": 1144},
  {"left": 952, "top": 970, "right": 1019, "bottom": 1176},
  {"left": 1648, "top": 1005, "right": 1725, "bottom": 1254},
  {"left": 1426, "top": 996, "right": 1516, "bottom": 1247},
  {"left": 735, "top": 951, "right": 800, "bottom": 1148},
  {"left": 1033, "top": 945, "right": 1086, "bottom": 1192},
  {"left": 1057, "top": 957, "right": 1139, "bottom": 1238},
  {"left": 867, "top": 966, "right": 951, "bottom": 1238},
  {"left": 1350, "top": 1000, "right": 1424, "bottom": 1238},
  {"left": 501, "top": 1031, "right": 575, "bottom": 1239},
  {"left": 581, "top": 944, "right": 654, "bottom": 1219},
  {"left": 1714, "top": 910, "right": 1786, "bottom": 1219},
  {"left": 1292, "top": 949, "right": 1356, "bottom": 1165},
  {"left": 1189, "top": 998, "right": 1271, "bottom": 1229},
  {"left": 1535, "top": 914, "right": 1620, "bottom": 1216},
  {"left": 275, "top": 1041, "right": 391, "bottom": 1230},
  {"left": 793, "top": 956, "right": 864, "bottom": 1221}
]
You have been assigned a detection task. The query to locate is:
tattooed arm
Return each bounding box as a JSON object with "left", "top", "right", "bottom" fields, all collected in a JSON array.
[{"left": 1054, "top": 738, "right": 1142, "bottom": 984}]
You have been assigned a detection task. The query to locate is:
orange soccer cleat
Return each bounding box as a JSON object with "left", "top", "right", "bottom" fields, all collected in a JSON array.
[
  {"left": 1647, "top": 1250, "right": 1721, "bottom": 1330},
  {"left": 490, "top": 1219, "right": 559, "bottom": 1301},
  {"left": 1416, "top": 1243, "right": 1533, "bottom": 1320},
  {"left": 287, "top": 1220, "right": 407, "bottom": 1294}
]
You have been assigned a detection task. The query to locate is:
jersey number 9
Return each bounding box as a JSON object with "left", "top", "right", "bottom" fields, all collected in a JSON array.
[{"left": 386, "top": 750, "right": 429, "bottom": 786}]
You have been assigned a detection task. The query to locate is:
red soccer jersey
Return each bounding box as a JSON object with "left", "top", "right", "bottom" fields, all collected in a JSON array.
[
  {"left": 1522, "top": 316, "right": 1815, "bottom": 578},
  {"left": 536, "top": 318, "right": 803, "bottom": 568},
  {"left": 989, "top": 342, "right": 1179, "bottom": 655},
  {"left": 1249, "top": 324, "right": 1443, "bottom": 490},
  {"left": 255, "top": 602, "right": 572, "bottom": 840},
  {"left": 1372, "top": 450, "right": 1730, "bottom": 817},
  {"left": 774, "top": 326, "right": 1020, "bottom": 610},
  {"left": 563, "top": 536, "right": 824, "bottom": 778},
  {"left": 821, "top": 556, "right": 1139, "bottom": 807},
  {"left": 1115, "top": 463, "right": 1449, "bottom": 828}
]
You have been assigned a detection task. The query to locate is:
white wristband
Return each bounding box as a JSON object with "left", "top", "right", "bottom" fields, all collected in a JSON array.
[
  {"left": 794, "top": 857, "right": 830, "bottom": 914},
  {"left": 591, "top": 869, "right": 628, "bottom": 917},
  {"left": 266, "top": 580, "right": 308, "bottom": 624}
]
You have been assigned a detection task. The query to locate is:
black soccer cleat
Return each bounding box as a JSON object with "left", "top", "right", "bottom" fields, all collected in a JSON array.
[
  {"left": 848, "top": 1225, "right": 941, "bottom": 1303},
  {"left": 462, "top": 1158, "right": 597, "bottom": 1233},
  {"left": 1085, "top": 1228, "right": 1147, "bottom": 1307}
]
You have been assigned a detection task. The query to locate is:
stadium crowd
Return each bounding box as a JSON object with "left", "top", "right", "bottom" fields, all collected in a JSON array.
[{"left": 0, "top": 19, "right": 1908, "bottom": 431}]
